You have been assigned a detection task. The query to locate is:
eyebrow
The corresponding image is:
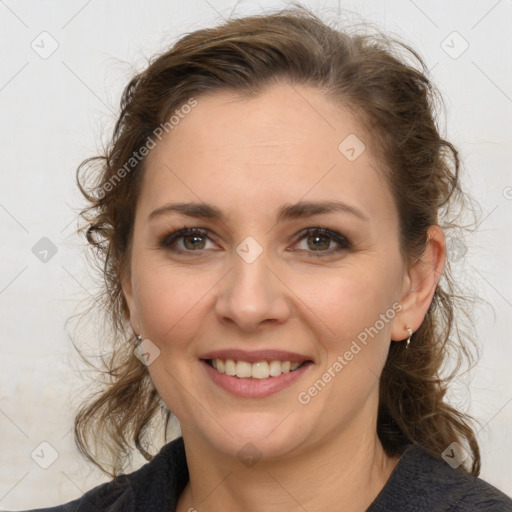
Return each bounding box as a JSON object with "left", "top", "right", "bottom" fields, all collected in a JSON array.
[{"left": 147, "top": 200, "right": 369, "bottom": 223}]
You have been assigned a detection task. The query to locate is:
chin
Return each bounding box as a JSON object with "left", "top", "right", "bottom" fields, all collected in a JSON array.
[{"left": 191, "top": 410, "right": 313, "bottom": 463}]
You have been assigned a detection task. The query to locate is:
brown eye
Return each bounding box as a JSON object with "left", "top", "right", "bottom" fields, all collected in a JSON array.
[
  {"left": 182, "top": 233, "right": 207, "bottom": 250},
  {"left": 306, "top": 233, "right": 331, "bottom": 251},
  {"left": 160, "top": 228, "right": 215, "bottom": 252},
  {"left": 293, "top": 227, "right": 351, "bottom": 257}
]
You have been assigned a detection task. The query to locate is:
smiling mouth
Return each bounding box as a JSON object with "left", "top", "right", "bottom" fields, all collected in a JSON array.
[{"left": 204, "top": 358, "right": 309, "bottom": 379}]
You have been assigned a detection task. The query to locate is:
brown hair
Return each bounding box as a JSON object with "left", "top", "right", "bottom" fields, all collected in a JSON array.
[{"left": 73, "top": 5, "right": 481, "bottom": 478}]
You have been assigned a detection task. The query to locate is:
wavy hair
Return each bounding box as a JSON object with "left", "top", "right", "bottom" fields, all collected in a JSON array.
[{"left": 72, "top": 5, "right": 481, "bottom": 478}]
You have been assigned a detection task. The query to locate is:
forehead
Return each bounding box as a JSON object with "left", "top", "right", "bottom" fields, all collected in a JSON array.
[{"left": 140, "top": 82, "right": 396, "bottom": 226}]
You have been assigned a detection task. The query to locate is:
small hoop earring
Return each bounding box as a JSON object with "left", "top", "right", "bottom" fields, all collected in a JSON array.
[{"left": 405, "top": 327, "right": 413, "bottom": 349}]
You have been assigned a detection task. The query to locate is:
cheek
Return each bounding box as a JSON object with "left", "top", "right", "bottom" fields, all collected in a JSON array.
[
  {"left": 131, "top": 265, "right": 215, "bottom": 418},
  {"left": 132, "top": 261, "right": 217, "bottom": 352},
  {"left": 296, "top": 265, "right": 399, "bottom": 329},
  {"left": 290, "top": 264, "right": 401, "bottom": 369}
]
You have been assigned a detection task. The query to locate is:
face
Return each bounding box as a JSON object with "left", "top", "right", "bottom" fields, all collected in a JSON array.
[{"left": 123, "top": 82, "right": 410, "bottom": 461}]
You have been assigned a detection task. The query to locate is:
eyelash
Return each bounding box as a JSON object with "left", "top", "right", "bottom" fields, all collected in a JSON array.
[{"left": 159, "top": 226, "right": 351, "bottom": 258}]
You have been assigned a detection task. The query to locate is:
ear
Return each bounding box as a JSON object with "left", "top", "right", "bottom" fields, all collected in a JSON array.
[
  {"left": 121, "top": 269, "right": 140, "bottom": 337},
  {"left": 391, "top": 225, "right": 446, "bottom": 341}
]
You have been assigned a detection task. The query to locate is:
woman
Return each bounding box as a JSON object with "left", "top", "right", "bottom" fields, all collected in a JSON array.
[{"left": 20, "top": 6, "right": 512, "bottom": 512}]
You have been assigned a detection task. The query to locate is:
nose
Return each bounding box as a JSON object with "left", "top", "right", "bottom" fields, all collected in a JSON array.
[{"left": 214, "top": 249, "right": 291, "bottom": 332}]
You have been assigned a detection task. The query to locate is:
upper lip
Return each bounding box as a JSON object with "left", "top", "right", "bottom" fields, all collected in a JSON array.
[{"left": 199, "top": 349, "right": 312, "bottom": 364}]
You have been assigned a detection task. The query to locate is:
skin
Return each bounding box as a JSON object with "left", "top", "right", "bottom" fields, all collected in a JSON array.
[{"left": 122, "top": 82, "right": 445, "bottom": 512}]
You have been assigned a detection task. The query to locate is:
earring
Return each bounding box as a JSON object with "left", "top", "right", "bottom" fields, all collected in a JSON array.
[
  {"left": 405, "top": 327, "right": 413, "bottom": 349},
  {"left": 135, "top": 333, "right": 142, "bottom": 343}
]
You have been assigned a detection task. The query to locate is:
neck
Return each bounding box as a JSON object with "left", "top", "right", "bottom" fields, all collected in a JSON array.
[{"left": 177, "top": 425, "right": 399, "bottom": 512}]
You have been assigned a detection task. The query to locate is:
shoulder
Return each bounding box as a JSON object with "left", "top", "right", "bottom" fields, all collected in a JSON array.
[
  {"left": 8, "top": 437, "right": 188, "bottom": 512},
  {"left": 368, "top": 444, "right": 512, "bottom": 512}
]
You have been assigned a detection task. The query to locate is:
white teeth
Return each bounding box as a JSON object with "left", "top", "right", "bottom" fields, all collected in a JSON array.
[
  {"left": 235, "top": 361, "right": 252, "bottom": 378},
  {"left": 225, "top": 359, "right": 236, "bottom": 376},
  {"left": 210, "top": 359, "right": 305, "bottom": 378},
  {"left": 269, "top": 360, "right": 282, "bottom": 377},
  {"left": 251, "top": 361, "right": 269, "bottom": 379}
]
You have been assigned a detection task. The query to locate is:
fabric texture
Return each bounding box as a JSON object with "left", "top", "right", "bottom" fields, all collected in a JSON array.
[{"left": 13, "top": 437, "right": 512, "bottom": 511}]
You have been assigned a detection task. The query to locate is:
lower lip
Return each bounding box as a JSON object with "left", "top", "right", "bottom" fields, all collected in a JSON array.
[{"left": 201, "top": 360, "right": 313, "bottom": 398}]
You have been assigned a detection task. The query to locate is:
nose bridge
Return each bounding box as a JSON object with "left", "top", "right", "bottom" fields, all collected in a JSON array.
[{"left": 215, "top": 240, "right": 290, "bottom": 329}]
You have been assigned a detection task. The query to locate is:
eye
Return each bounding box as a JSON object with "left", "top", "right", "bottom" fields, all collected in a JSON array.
[
  {"left": 159, "top": 226, "right": 351, "bottom": 257},
  {"left": 159, "top": 227, "right": 217, "bottom": 252},
  {"left": 292, "top": 227, "right": 351, "bottom": 257}
]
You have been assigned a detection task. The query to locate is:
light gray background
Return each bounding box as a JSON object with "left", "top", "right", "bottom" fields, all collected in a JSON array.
[{"left": 1, "top": 0, "right": 511, "bottom": 509}]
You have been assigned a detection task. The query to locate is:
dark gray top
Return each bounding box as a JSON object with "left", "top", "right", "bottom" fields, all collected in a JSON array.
[{"left": 16, "top": 437, "right": 512, "bottom": 511}]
